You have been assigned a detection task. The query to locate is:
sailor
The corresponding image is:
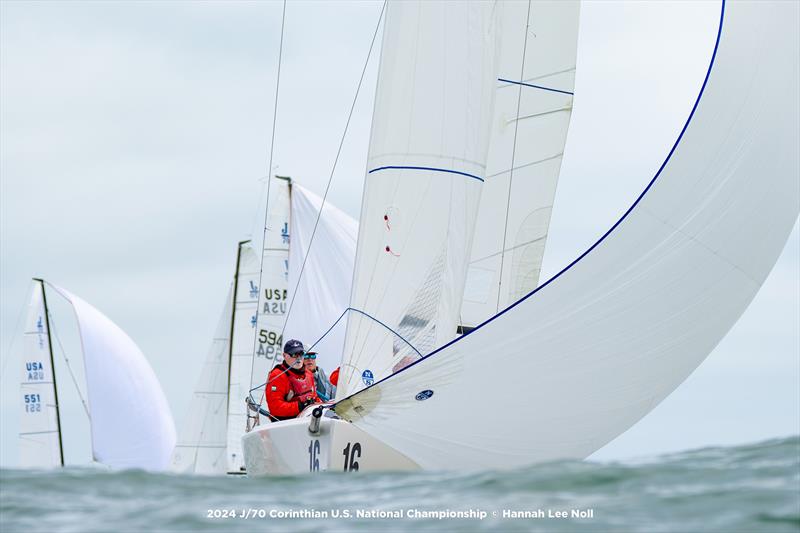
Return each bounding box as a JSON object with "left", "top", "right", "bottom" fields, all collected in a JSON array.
[
  {"left": 265, "top": 339, "right": 320, "bottom": 420},
  {"left": 303, "top": 351, "right": 336, "bottom": 402}
]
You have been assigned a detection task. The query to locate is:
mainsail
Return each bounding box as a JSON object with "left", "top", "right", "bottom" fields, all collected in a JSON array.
[
  {"left": 52, "top": 285, "right": 176, "bottom": 471},
  {"left": 284, "top": 183, "right": 358, "bottom": 374},
  {"left": 18, "top": 280, "right": 62, "bottom": 468},
  {"left": 338, "top": 0, "right": 500, "bottom": 399},
  {"left": 172, "top": 240, "right": 258, "bottom": 474},
  {"left": 337, "top": 0, "right": 799, "bottom": 468},
  {"left": 462, "top": 0, "right": 580, "bottom": 327},
  {"left": 250, "top": 177, "right": 291, "bottom": 398},
  {"left": 172, "top": 286, "right": 234, "bottom": 474}
]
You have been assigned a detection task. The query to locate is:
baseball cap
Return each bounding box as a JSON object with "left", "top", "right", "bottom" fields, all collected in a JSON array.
[{"left": 283, "top": 339, "right": 304, "bottom": 355}]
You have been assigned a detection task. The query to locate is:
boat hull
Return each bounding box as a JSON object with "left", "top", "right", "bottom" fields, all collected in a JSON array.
[{"left": 242, "top": 411, "right": 419, "bottom": 476}]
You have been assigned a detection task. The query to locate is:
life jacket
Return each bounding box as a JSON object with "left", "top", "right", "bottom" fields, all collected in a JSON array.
[{"left": 286, "top": 368, "right": 317, "bottom": 403}]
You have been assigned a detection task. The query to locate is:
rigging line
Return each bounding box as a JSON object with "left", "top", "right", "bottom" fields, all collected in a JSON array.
[
  {"left": 496, "top": 0, "right": 533, "bottom": 314},
  {"left": 249, "top": 306, "right": 420, "bottom": 401},
  {"left": 276, "top": 0, "right": 387, "bottom": 356},
  {"left": 249, "top": 0, "right": 287, "bottom": 392},
  {"left": 47, "top": 311, "right": 90, "bottom": 419}
]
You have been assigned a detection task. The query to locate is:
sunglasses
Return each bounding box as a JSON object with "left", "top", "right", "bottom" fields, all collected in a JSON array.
[{"left": 303, "top": 354, "right": 317, "bottom": 360}]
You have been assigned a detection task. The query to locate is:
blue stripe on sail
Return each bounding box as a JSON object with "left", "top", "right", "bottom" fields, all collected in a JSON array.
[
  {"left": 368, "top": 166, "right": 484, "bottom": 182},
  {"left": 498, "top": 78, "right": 574, "bottom": 96}
]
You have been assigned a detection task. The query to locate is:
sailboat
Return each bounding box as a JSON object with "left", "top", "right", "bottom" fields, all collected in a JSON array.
[
  {"left": 18, "top": 279, "right": 176, "bottom": 470},
  {"left": 172, "top": 176, "right": 357, "bottom": 474},
  {"left": 241, "top": 0, "right": 799, "bottom": 475}
]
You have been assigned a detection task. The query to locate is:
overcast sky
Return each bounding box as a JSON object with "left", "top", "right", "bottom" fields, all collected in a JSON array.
[{"left": 1, "top": 0, "right": 797, "bottom": 468}]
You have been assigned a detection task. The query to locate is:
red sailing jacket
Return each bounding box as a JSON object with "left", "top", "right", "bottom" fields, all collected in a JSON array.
[{"left": 266, "top": 363, "right": 320, "bottom": 420}]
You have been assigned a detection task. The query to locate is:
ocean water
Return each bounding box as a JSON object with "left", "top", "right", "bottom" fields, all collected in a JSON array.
[{"left": 1, "top": 436, "right": 798, "bottom": 533}]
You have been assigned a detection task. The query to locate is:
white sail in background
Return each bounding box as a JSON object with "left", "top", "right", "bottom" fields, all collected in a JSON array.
[
  {"left": 53, "top": 285, "right": 176, "bottom": 471},
  {"left": 226, "top": 244, "right": 259, "bottom": 472},
  {"left": 338, "top": 0, "right": 500, "bottom": 399},
  {"left": 284, "top": 183, "right": 358, "bottom": 375},
  {"left": 18, "top": 281, "right": 62, "bottom": 468},
  {"left": 462, "top": 0, "right": 580, "bottom": 327},
  {"left": 338, "top": 1, "right": 799, "bottom": 469},
  {"left": 250, "top": 177, "right": 291, "bottom": 399},
  {"left": 172, "top": 287, "right": 233, "bottom": 474}
]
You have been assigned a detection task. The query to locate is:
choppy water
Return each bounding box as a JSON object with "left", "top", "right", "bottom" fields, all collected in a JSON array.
[{"left": 1, "top": 436, "right": 798, "bottom": 533}]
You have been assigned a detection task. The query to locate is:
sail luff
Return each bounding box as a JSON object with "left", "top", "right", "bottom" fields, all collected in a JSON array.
[{"left": 36, "top": 279, "right": 64, "bottom": 466}]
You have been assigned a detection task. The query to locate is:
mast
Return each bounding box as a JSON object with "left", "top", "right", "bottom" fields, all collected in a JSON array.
[
  {"left": 226, "top": 240, "right": 251, "bottom": 408},
  {"left": 32, "top": 277, "right": 64, "bottom": 467}
]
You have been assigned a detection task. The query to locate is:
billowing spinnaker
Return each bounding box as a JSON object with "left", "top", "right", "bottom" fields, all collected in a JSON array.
[
  {"left": 338, "top": 1, "right": 499, "bottom": 399},
  {"left": 250, "top": 177, "right": 291, "bottom": 398},
  {"left": 18, "top": 282, "right": 61, "bottom": 468},
  {"left": 54, "top": 285, "right": 176, "bottom": 471},
  {"left": 338, "top": 1, "right": 799, "bottom": 468},
  {"left": 462, "top": 0, "right": 579, "bottom": 326},
  {"left": 172, "top": 287, "right": 232, "bottom": 474},
  {"left": 285, "top": 184, "right": 357, "bottom": 375},
  {"left": 226, "top": 244, "right": 259, "bottom": 472}
]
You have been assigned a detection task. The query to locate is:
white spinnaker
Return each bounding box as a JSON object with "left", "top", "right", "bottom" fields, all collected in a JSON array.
[
  {"left": 171, "top": 287, "right": 232, "bottom": 474},
  {"left": 227, "top": 244, "right": 259, "bottom": 472},
  {"left": 53, "top": 285, "right": 176, "bottom": 471},
  {"left": 338, "top": 0, "right": 499, "bottom": 399},
  {"left": 285, "top": 184, "right": 357, "bottom": 374},
  {"left": 18, "top": 282, "right": 61, "bottom": 468},
  {"left": 251, "top": 177, "right": 291, "bottom": 399},
  {"left": 462, "top": 0, "right": 579, "bottom": 327},
  {"left": 338, "top": 1, "right": 799, "bottom": 469}
]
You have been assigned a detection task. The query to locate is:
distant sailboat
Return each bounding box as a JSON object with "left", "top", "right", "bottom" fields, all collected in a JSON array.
[
  {"left": 172, "top": 176, "right": 357, "bottom": 474},
  {"left": 242, "top": 0, "right": 799, "bottom": 475},
  {"left": 18, "top": 279, "right": 176, "bottom": 470}
]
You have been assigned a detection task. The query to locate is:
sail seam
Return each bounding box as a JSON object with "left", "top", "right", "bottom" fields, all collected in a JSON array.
[
  {"left": 485, "top": 153, "right": 564, "bottom": 179},
  {"left": 368, "top": 166, "right": 484, "bottom": 182}
]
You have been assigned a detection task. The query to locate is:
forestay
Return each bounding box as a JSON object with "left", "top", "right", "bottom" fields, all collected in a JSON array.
[
  {"left": 18, "top": 282, "right": 61, "bottom": 468},
  {"left": 284, "top": 183, "right": 358, "bottom": 375},
  {"left": 172, "top": 287, "right": 233, "bottom": 474},
  {"left": 462, "top": 0, "right": 580, "bottom": 327},
  {"left": 54, "top": 285, "right": 176, "bottom": 471},
  {"left": 338, "top": 0, "right": 499, "bottom": 399},
  {"left": 337, "top": 1, "right": 800, "bottom": 469}
]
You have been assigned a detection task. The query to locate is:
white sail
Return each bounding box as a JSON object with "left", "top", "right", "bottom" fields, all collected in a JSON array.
[
  {"left": 284, "top": 183, "right": 358, "bottom": 375},
  {"left": 172, "top": 287, "right": 233, "bottom": 474},
  {"left": 250, "top": 177, "right": 291, "bottom": 399},
  {"left": 18, "top": 281, "right": 62, "bottom": 468},
  {"left": 462, "top": 0, "right": 580, "bottom": 327},
  {"left": 337, "top": 1, "right": 799, "bottom": 469},
  {"left": 338, "top": 0, "right": 499, "bottom": 399},
  {"left": 226, "top": 243, "right": 259, "bottom": 472},
  {"left": 53, "top": 285, "right": 176, "bottom": 471}
]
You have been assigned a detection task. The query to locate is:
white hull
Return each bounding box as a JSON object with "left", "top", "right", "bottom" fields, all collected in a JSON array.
[{"left": 242, "top": 409, "right": 418, "bottom": 476}]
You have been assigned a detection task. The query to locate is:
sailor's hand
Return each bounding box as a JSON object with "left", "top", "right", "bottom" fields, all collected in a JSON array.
[{"left": 297, "top": 398, "right": 313, "bottom": 412}]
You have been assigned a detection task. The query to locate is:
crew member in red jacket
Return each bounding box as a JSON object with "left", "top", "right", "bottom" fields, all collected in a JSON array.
[{"left": 266, "top": 339, "right": 321, "bottom": 420}]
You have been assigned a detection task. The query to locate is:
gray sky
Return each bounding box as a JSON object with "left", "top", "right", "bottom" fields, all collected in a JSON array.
[{"left": 1, "top": 0, "right": 797, "bottom": 467}]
